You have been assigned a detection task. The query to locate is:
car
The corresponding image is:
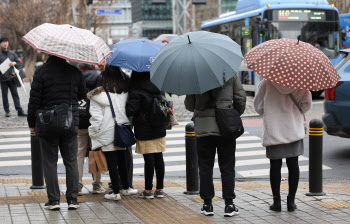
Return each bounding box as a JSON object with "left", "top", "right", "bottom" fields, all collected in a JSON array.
[
  {"left": 154, "top": 34, "right": 178, "bottom": 43},
  {"left": 322, "top": 49, "right": 350, "bottom": 138}
]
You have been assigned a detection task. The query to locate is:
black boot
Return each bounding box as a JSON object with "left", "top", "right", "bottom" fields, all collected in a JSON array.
[
  {"left": 287, "top": 195, "right": 297, "bottom": 212},
  {"left": 269, "top": 196, "right": 281, "bottom": 212}
]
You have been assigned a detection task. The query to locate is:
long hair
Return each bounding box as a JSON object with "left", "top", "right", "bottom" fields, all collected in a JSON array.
[
  {"left": 129, "top": 71, "right": 150, "bottom": 90},
  {"left": 101, "top": 65, "right": 129, "bottom": 94}
]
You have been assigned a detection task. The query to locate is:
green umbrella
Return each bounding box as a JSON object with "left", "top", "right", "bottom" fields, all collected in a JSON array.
[{"left": 150, "top": 31, "right": 243, "bottom": 95}]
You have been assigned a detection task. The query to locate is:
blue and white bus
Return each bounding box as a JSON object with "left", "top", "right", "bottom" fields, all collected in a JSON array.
[{"left": 201, "top": 0, "right": 343, "bottom": 95}]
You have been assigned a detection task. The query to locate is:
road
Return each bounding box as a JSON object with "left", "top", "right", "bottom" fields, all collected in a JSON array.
[{"left": 0, "top": 98, "right": 349, "bottom": 180}]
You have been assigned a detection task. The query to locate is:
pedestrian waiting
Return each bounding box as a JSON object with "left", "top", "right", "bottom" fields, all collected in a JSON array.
[
  {"left": 28, "top": 55, "right": 87, "bottom": 210},
  {"left": 77, "top": 63, "right": 104, "bottom": 195},
  {"left": 88, "top": 65, "right": 138, "bottom": 201},
  {"left": 254, "top": 80, "right": 312, "bottom": 211},
  {"left": 126, "top": 71, "right": 167, "bottom": 199}
]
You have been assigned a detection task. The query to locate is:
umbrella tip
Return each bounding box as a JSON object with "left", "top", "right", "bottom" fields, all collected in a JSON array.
[
  {"left": 297, "top": 35, "right": 300, "bottom": 44},
  {"left": 187, "top": 35, "right": 191, "bottom": 44}
]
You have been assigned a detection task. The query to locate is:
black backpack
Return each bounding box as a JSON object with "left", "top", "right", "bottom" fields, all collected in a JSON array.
[
  {"left": 149, "top": 94, "right": 170, "bottom": 127},
  {"left": 78, "top": 98, "right": 90, "bottom": 118}
]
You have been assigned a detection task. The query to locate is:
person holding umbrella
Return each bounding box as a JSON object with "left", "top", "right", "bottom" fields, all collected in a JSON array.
[
  {"left": 246, "top": 37, "right": 340, "bottom": 212},
  {"left": 150, "top": 31, "right": 245, "bottom": 217}
]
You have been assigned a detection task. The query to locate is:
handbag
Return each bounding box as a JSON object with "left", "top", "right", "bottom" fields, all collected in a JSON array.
[
  {"left": 288, "top": 93, "right": 308, "bottom": 135},
  {"left": 88, "top": 149, "right": 108, "bottom": 174},
  {"left": 210, "top": 88, "right": 244, "bottom": 139},
  {"left": 165, "top": 92, "right": 178, "bottom": 130},
  {"left": 35, "top": 77, "right": 74, "bottom": 136},
  {"left": 105, "top": 89, "right": 136, "bottom": 148}
]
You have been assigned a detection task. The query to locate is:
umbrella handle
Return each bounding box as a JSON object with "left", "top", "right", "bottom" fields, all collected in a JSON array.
[{"left": 297, "top": 35, "right": 300, "bottom": 44}]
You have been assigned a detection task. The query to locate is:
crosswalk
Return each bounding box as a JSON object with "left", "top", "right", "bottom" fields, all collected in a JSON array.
[{"left": 0, "top": 123, "right": 332, "bottom": 178}]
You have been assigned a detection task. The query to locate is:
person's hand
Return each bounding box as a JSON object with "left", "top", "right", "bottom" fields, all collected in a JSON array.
[
  {"left": 98, "top": 60, "right": 106, "bottom": 71},
  {"left": 29, "top": 127, "right": 35, "bottom": 132},
  {"left": 9, "top": 62, "right": 16, "bottom": 67}
]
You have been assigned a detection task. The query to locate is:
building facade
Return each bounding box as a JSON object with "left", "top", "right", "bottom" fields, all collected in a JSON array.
[{"left": 131, "top": 0, "right": 173, "bottom": 39}]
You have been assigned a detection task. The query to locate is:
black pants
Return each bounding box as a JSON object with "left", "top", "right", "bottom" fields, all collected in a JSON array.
[
  {"left": 270, "top": 156, "right": 300, "bottom": 197},
  {"left": 196, "top": 136, "right": 236, "bottom": 201},
  {"left": 1, "top": 80, "right": 23, "bottom": 113},
  {"left": 104, "top": 150, "right": 129, "bottom": 194},
  {"left": 143, "top": 152, "right": 165, "bottom": 190},
  {"left": 124, "top": 146, "right": 133, "bottom": 188},
  {"left": 40, "top": 127, "right": 79, "bottom": 202}
]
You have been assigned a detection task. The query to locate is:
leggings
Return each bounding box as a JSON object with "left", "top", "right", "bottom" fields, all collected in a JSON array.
[
  {"left": 143, "top": 152, "right": 165, "bottom": 190},
  {"left": 104, "top": 150, "right": 129, "bottom": 194},
  {"left": 270, "top": 156, "right": 300, "bottom": 197}
]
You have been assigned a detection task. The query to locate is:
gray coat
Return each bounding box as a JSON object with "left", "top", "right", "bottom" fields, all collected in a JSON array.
[
  {"left": 0, "top": 49, "right": 21, "bottom": 82},
  {"left": 185, "top": 75, "right": 246, "bottom": 137}
]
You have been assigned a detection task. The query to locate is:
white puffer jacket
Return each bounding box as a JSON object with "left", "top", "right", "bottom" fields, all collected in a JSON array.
[{"left": 88, "top": 87, "right": 130, "bottom": 150}]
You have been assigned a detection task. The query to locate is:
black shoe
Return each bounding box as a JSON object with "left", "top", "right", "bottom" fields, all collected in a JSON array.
[
  {"left": 5, "top": 112, "right": 10, "bottom": 117},
  {"left": 67, "top": 199, "right": 80, "bottom": 210},
  {"left": 269, "top": 196, "right": 281, "bottom": 212},
  {"left": 44, "top": 201, "right": 60, "bottom": 210},
  {"left": 224, "top": 204, "right": 239, "bottom": 217},
  {"left": 201, "top": 204, "right": 214, "bottom": 216},
  {"left": 18, "top": 111, "right": 27, "bottom": 116},
  {"left": 287, "top": 196, "right": 297, "bottom": 212}
]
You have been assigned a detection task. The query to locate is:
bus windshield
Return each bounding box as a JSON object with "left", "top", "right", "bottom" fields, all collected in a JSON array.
[{"left": 264, "top": 9, "right": 341, "bottom": 58}]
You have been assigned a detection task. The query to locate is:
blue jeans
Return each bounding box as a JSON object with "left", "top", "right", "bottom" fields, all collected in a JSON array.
[{"left": 0, "top": 79, "right": 23, "bottom": 113}]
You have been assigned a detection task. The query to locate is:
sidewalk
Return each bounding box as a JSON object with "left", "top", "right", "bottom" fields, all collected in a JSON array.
[{"left": 1, "top": 176, "right": 350, "bottom": 224}]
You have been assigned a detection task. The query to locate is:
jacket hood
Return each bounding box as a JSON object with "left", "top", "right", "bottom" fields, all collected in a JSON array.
[
  {"left": 83, "top": 70, "right": 101, "bottom": 91},
  {"left": 270, "top": 81, "right": 295, "bottom": 95},
  {"left": 139, "top": 80, "right": 161, "bottom": 95}
]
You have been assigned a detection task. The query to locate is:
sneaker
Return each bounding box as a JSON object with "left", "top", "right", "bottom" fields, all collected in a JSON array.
[
  {"left": 122, "top": 188, "right": 138, "bottom": 196},
  {"left": 78, "top": 185, "right": 83, "bottom": 196},
  {"left": 201, "top": 204, "right": 214, "bottom": 216},
  {"left": 154, "top": 189, "right": 164, "bottom": 198},
  {"left": 104, "top": 192, "right": 121, "bottom": 201},
  {"left": 67, "top": 200, "right": 80, "bottom": 210},
  {"left": 224, "top": 204, "right": 239, "bottom": 217},
  {"left": 5, "top": 112, "right": 10, "bottom": 117},
  {"left": 92, "top": 185, "right": 105, "bottom": 194},
  {"left": 138, "top": 190, "right": 154, "bottom": 199},
  {"left": 44, "top": 201, "right": 60, "bottom": 211}
]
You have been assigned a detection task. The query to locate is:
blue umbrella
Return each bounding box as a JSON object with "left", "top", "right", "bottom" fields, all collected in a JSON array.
[
  {"left": 106, "top": 39, "right": 165, "bottom": 72},
  {"left": 150, "top": 31, "right": 243, "bottom": 95}
]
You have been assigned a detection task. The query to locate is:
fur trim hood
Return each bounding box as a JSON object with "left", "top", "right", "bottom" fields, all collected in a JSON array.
[{"left": 87, "top": 86, "right": 104, "bottom": 99}]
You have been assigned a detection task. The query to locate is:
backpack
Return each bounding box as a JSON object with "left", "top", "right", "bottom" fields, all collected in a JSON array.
[
  {"left": 149, "top": 94, "right": 171, "bottom": 127},
  {"left": 78, "top": 98, "right": 90, "bottom": 118}
]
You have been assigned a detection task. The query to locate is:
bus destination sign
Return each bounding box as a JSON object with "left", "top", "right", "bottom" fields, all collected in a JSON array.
[{"left": 278, "top": 10, "right": 325, "bottom": 21}]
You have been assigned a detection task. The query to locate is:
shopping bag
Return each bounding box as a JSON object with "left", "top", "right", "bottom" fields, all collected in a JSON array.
[
  {"left": 88, "top": 151, "right": 98, "bottom": 174},
  {"left": 165, "top": 92, "right": 179, "bottom": 130},
  {"left": 94, "top": 150, "right": 108, "bottom": 173}
]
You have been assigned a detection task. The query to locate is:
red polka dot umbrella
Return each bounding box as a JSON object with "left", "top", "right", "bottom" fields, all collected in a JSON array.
[{"left": 244, "top": 38, "right": 340, "bottom": 91}]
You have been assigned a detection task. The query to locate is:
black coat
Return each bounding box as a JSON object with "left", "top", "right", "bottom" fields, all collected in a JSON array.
[
  {"left": 78, "top": 69, "right": 101, "bottom": 129},
  {"left": 27, "top": 56, "right": 87, "bottom": 128},
  {"left": 0, "top": 49, "right": 21, "bottom": 82},
  {"left": 126, "top": 80, "right": 166, "bottom": 141}
]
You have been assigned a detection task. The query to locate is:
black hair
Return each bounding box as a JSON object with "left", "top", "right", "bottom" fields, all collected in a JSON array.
[
  {"left": 101, "top": 65, "right": 129, "bottom": 94},
  {"left": 129, "top": 71, "right": 150, "bottom": 90},
  {"left": 0, "top": 37, "right": 9, "bottom": 43}
]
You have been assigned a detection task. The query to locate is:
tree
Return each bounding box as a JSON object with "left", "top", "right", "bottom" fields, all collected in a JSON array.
[{"left": 0, "top": 0, "right": 73, "bottom": 78}]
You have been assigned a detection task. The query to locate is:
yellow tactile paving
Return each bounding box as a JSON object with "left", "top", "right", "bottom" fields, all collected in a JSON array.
[
  {"left": 318, "top": 201, "right": 350, "bottom": 209},
  {"left": 190, "top": 196, "right": 222, "bottom": 204}
]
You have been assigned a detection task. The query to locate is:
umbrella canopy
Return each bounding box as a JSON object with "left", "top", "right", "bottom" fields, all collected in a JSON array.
[
  {"left": 22, "top": 23, "right": 112, "bottom": 65},
  {"left": 150, "top": 31, "right": 244, "bottom": 95},
  {"left": 106, "top": 39, "right": 165, "bottom": 72},
  {"left": 244, "top": 38, "right": 340, "bottom": 91}
]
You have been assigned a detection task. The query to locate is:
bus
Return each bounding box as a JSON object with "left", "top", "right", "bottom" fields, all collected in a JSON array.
[{"left": 201, "top": 0, "right": 344, "bottom": 96}]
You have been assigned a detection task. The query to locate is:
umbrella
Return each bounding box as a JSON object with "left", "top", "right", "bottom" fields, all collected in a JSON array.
[
  {"left": 22, "top": 23, "right": 111, "bottom": 65},
  {"left": 244, "top": 38, "right": 340, "bottom": 91},
  {"left": 150, "top": 31, "right": 243, "bottom": 95},
  {"left": 106, "top": 39, "right": 165, "bottom": 72}
]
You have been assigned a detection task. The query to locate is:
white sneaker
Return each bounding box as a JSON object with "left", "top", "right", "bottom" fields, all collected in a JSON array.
[
  {"left": 122, "top": 188, "right": 138, "bottom": 196},
  {"left": 104, "top": 193, "right": 121, "bottom": 201}
]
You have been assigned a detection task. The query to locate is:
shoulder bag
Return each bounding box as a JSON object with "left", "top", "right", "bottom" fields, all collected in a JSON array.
[
  {"left": 35, "top": 77, "right": 74, "bottom": 136},
  {"left": 288, "top": 93, "right": 308, "bottom": 135},
  {"left": 105, "top": 89, "right": 136, "bottom": 148}
]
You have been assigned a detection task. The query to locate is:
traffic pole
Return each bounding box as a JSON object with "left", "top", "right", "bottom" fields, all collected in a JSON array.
[
  {"left": 30, "top": 131, "right": 45, "bottom": 189},
  {"left": 184, "top": 122, "right": 199, "bottom": 195},
  {"left": 306, "top": 118, "right": 326, "bottom": 196}
]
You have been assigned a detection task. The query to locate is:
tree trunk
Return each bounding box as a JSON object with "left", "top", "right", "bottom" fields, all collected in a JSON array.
[{"left": 23, "top": 50, "right": 36, "bottom": 81}]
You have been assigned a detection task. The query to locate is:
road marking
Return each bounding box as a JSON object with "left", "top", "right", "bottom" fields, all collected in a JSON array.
[
  {"left": 0, "top": 151, "right": 31, "bottom": 157},
  {"left": 0, "top": 131, "right": 30, "bottom": 136},
  {"left": 0, "top": 137, "right": 30, "bottom": 143},
  {"left": 0, "top": 159, "right": 63, "bottom": 167},
  {"left": 237, "top": 165, "right": 332, "bottom": 177},
  {"left": 0, "top": 144, "right": 30, "bottom": 150}
]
